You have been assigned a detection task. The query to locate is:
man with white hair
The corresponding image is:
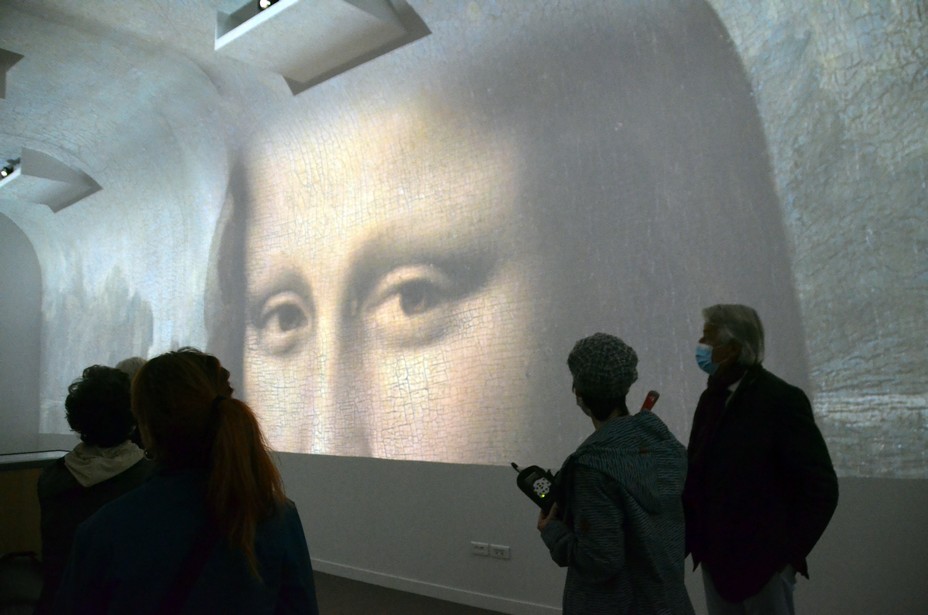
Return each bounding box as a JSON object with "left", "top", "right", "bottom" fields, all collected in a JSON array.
[
  {"left": 538, "top": 333, "right": 693, "bottom": 614},
  {"left": 684, "top": 304, "right": 838, "bottom": 615}
]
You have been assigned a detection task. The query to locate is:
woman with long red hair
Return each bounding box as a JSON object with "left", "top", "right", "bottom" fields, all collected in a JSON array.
[{"left": 54, "top": 348, "right": 319, "bottom": 614}]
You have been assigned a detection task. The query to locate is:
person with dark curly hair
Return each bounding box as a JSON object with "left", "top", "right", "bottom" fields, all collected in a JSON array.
[{"left": 35, "top": 365, "right": 154, "bottom": 614}]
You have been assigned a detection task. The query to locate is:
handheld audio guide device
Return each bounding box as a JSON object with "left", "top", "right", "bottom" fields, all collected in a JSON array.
[{"left": 511, "top": 463, "right": 558, "bottom": 513}]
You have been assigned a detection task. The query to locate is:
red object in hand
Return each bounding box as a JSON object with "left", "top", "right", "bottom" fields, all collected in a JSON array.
[{"left": 640, "top": 390, "right": 660, "bottom": 412}]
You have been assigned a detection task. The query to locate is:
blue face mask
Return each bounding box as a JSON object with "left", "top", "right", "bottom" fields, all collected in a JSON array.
[{"left": 695, "top": 343, "right": 718, "bottom": 375}]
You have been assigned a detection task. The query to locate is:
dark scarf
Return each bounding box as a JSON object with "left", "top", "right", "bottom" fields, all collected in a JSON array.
[
  {"left": 684, "top": 364, "right": 747, "bottom": 558},
  {"left": 688, "top": 365, "right": 747, "bottom": 467}
]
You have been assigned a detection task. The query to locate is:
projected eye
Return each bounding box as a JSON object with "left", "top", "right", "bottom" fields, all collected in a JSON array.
[
  {"left": 255, "top": 291, "right": 310, "bottom": 355},
  {"left": 363, "top": 265, "right": 456, "bottom": 346}
]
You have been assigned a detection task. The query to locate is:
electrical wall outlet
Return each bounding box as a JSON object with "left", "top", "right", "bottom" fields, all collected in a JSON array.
[
  {"left": 489, "top": 544, "right": 511, "bottom": 560},
  {"left": 470, "top": 541, "right": 489, "bottom": 556}
]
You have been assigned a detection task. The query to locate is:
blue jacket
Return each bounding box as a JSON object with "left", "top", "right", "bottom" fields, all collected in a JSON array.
[
  {"left": 541, "top": 411, "right": 693, "bottom": 615},
  {"left": 53, "top": 468, "right": 318, "bottom": 615}
]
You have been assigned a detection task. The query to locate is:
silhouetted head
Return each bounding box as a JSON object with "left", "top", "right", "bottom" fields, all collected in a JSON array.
[
  {"left": 131, "top": 347, "right": 233, "bottom": 468},
  {"left": 65, "top": 365, "right": 135, "bottom": 447},
  {"left": 115, "top": 356, "right": 147, "bottom": 381},
  {"left": 568, "top": 333, "right": 638, "bottom": 421},
  {"left": 702, "top": 304, "right": 766, "bottom": 367}
]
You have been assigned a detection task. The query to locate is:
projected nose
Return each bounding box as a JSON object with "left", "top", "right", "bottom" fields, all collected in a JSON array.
[{"left": 308, "top": 318, "right": 371, "bottom": 457}]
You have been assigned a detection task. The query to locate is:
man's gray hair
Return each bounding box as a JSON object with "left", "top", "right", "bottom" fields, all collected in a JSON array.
[
  {"left": 702, "top": 304, "right": 765, "bottom": 366},
  {"left": 115, "top": 356, "right": 147, "bottom": 380}
]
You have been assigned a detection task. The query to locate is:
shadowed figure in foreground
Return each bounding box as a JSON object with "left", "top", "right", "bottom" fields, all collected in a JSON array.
[{"left": 54, "top": 348, "right": 319, "bottom": 614}]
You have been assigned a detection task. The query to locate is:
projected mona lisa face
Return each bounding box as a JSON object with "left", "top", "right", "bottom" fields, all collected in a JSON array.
[
  {"left": 241, "top": 106, "right": 549, "bottom": 462},
  {"left": 208, "top": 0, "right": 808, "bottom": 466}
]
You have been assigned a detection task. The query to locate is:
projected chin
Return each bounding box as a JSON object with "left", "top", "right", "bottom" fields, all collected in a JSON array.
[{"left": 243, "top": 109, "right": 544, "bottom": 463}]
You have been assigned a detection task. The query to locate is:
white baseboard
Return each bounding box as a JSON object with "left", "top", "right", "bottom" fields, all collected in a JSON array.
[{"left": 312, "top": 558, "right": 560, "bottom": 615}]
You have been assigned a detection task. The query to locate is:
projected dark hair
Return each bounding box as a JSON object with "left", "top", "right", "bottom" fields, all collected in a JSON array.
[
  {"left": 65, "top": 365, "right": 134, "bottom": 447},
  {"left": 205, "top": 0, "right": 807, "bottom": 461}
]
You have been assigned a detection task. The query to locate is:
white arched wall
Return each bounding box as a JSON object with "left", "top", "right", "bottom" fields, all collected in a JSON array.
[{"left": 0, "top": 212, "right": 42, "bottom": 452}]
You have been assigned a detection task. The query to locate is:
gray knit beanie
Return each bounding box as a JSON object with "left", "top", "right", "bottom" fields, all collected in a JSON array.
[{"left": 567, "top": 333, "right": 638, "bottom": 399}]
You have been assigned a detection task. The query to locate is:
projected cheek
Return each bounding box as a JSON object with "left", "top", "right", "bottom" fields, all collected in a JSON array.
[
  {"left": 254, "top": 290, "right": 311, "bottom": 356},
  {"left": 364, "top": 261, "right": 541, "bottom": 462},
  {"left": 362, "top": 265, "right": 456, "bottom": 346}
]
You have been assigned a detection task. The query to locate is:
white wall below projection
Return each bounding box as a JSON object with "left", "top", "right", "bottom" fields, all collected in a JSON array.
[
  {"left": 284, "top": 456, "right": 927, "bottom": 615},
  {"left": 0, "top": 1, "right": 925, "bottom": 613}
]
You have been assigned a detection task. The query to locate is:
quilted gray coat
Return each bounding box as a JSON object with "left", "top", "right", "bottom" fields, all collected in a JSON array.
[{"left": 541, "top": 411, "right": 694, "bottom": 615}]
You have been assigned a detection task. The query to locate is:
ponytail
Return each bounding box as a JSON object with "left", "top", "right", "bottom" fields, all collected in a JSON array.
[
  {"left": 207, "top": 395, "right": 286, "bottom": 578},
  {"left": 132, "top": 348, "right": 287, "bottom": 580}
]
